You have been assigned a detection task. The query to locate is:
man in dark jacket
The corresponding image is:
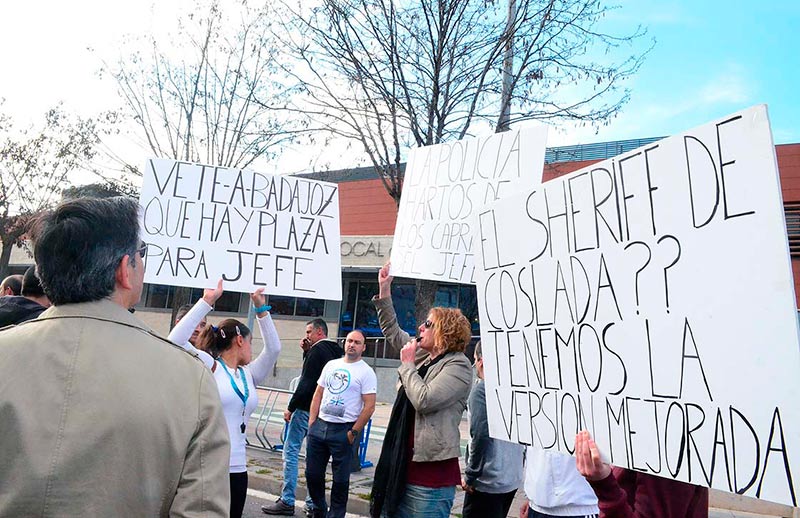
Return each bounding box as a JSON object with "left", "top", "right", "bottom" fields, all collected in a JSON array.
[
  {"left": 0, "top": 274, "right": 23, "bottom": 296},
  {"left": 263, "top": 318, "right": 343, "bottom": 517},
  {"left": 0, "top": 266, "right": 50, "bottom": 326}
]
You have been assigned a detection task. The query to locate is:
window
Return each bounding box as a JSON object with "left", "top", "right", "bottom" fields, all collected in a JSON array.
[
  {"left": 268, "top": 295, "right": 296, "bottom": 316},
  {"left": 145, "top": 284, "right": 173, "bottom": 309},
  {"left": 296, "top": 297, "right": 325, "bottom": 317},
  {"left": 267, "top": 295, "right": 326, "bottom": 317},
  {"left": 354, "top": 282, "right": 380, "bottom": 335},
  {"left": 391, "top": 284, "right": 418, "bottom": 335},
  {"left": 339, "top": 282, "right": 358, "bottom": 333},
  {"left": 141, "top": 284, "right": 242, "bottom": 313},
  {"left": 139, "top": 284, "right": 327, "bottom": 317},
  {"left": 206, "top": 289, "right": 242, "bottom": 313},
  {"left": 459, "top": 285, "right": 480, "bottom": 335},
  {"left": 434, "top": 285, "right": 458, "bottom": 308},
  {"left": 786, "top": 202, "right": 800, "bottom": 257}
]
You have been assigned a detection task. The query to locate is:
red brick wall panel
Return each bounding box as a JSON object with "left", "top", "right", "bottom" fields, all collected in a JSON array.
[
  {"left": 337, "top": 179, "right": 399, "bottom": 236},
  {"left": 542, "top": 159, "right": 601, "bottom": 182},
  {"left": 777, "top": 144, "right": 800, "bottom": 203}
]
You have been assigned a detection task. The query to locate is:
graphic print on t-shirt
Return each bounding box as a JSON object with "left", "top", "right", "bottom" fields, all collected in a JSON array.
[{"left": 322, "top": 368, "right": 350, "bottom": 417}]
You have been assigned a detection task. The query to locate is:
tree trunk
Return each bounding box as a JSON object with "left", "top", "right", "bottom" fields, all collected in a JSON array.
[
  {"left": 169, "top": 286, "right": 193, "bottom": 330},
  {"left": 0, "top": 239, "right": 14, "bottom": 280},
  {"left": 413, "top": 278, "right": 438, "bottom": 331}
]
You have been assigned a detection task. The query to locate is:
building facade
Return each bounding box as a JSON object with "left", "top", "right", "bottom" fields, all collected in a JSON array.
[{"left": 6, "top": 138, "right": 800, "bottom": 398}]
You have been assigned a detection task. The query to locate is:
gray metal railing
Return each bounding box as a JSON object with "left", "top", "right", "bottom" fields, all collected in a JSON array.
[{"left": 248, "top": 386, "right": 294, "bottom": 451}]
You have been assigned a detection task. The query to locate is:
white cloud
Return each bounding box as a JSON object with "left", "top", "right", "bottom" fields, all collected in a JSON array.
[{"left": 698, "top": 66, "right": 752, "bottom": 105}]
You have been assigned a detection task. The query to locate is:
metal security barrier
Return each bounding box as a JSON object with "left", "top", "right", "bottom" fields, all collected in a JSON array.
[{"left": 249, "top": 386, "right": 294, "bottom": 451}]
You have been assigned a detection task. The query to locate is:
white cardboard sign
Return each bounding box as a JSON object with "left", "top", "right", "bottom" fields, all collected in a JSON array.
[
  {"left": 139, "top": 159, "right": 342, "bottom": 300},
  {"left": 391, "top": 127, "right": 548, "bottom": 284},
  {"left": 476, "top": 106, "right": 800, "bottom": 506}
]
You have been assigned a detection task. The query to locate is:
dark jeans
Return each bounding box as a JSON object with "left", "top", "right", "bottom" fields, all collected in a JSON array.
[
  {"left": 230, "top": 471, "right": 248, "bottom": 518},
  {"left": 305, "top": 419, "right": 356, "bottom": 518},
  {"left": 461, "top": 488, "right": 517, "bottom": 518}
]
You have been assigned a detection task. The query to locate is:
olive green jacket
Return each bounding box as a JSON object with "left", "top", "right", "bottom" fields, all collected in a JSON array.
[
  {"left": 0, "top": 299, "right": 230, "bottom": 517},
  {"left": 374, "top": 296, "right": 472, "bottom": 462}
]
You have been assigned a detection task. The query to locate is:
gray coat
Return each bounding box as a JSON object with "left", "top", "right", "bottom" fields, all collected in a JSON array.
[
  {"left": 464, "top": 380, "right": 525, "bottom": 493},
  {"left": 374, "top": 296, "right": 472, "bottom": 462}
]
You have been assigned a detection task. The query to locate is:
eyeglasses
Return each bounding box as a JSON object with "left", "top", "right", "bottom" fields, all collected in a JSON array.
[
  {"left": 423, "top": 319, "right": 434, "bottom": 329},
  {"left": 136, "top": 242, "right": 149, "bottom": 258}
]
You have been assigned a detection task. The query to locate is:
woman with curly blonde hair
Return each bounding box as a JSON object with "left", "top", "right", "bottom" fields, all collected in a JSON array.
[{"left": 370, "top": 263, "right": 473, "bottom": 518}]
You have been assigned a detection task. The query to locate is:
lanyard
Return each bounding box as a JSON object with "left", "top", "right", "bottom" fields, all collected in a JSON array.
[{"left": 217, "top": 359, "right": 249, "bottom": 409}]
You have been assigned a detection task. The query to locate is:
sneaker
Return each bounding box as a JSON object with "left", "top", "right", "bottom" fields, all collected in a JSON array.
[
  {"left": 261, "top": 498, "right": 295, "bottom": 516},
  {"left": 303, "top": 504, "right": 313, "bottom": 518}
]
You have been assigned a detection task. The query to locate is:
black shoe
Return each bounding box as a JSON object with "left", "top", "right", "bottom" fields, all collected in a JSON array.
[
  {"left": 262, "top": 498, "right": 295, "bottom": 516},
  {"left": 304, "top": 504, "right": 313, "bottom": 518}
]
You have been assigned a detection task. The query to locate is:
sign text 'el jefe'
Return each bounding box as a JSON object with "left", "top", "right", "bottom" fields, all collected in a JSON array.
[
  {"left": 139, "top": 159, "right": 342, "bottom": 299},
  {"left": 391, "top": 127, "right": 547, "bottom": 284},
  {"left": 476, "top": 106, "right": 800, "bottom": 506}
]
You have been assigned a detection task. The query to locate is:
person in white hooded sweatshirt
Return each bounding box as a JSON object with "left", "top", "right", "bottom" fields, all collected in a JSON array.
[{"left": 520, "top": 446, "right": 599, "bottom": 518}]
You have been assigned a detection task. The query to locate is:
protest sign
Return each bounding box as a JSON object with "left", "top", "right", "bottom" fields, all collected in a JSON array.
[
  {"left": 139, "top": 159, "right": 342, "bottom": 300},
  {"left": 391, "top": 127, "right": 547, "bottom": 284},
  {"left": 475, "top": 105, "right": 800, "bottom": 506}
]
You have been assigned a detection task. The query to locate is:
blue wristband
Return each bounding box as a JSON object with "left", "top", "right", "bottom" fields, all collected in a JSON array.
[{"left": 253, "top": 304, "right": 271, "bottom": 313}]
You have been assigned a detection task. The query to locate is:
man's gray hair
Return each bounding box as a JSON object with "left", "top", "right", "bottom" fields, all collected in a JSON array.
[{"left": 31, "top": 197, "right": 140, "bottom": 305}]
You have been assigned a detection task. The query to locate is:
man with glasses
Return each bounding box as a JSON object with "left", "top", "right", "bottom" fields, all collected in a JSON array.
[{"left": 0, "top": 197, "right": 230, "bottom": 517}]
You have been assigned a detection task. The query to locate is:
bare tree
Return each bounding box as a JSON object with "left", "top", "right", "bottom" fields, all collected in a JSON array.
[
  {"left": 275, "top": 0, "right": 652, "bottom": 326},
  {"left": 105, "top": 0, "right": 296, "bottom": 321},
  {"left": 0, "top": 104, "right": 104, "bottom": 278},
  {"left": 276, "top": 0, "right": 651, "bottom": 202},
  {"left": 107, "top": 2, "right": 295, "bottom": 172}
]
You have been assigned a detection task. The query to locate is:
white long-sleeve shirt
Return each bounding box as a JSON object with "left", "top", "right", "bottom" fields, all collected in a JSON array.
[
  {"left": 168, "top": 298, "right": 282, "bottom": 472},
  {"left": 524, "top": 446, "right": 598, "bottom": 516}
]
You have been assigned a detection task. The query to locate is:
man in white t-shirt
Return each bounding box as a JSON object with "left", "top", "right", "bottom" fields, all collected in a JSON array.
[{"left": 305, "top": 330, "right": 377, "bottom": 518}]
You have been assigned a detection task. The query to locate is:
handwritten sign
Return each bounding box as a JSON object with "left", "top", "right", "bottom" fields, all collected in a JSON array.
[
  {"left": 139, "top": 159, "right": 342, "bottom": 300},
  {"left": 391, "top": 127, "right": 547, "bottom": 284},
  {"left": 476, "top": 106, "right": 800, "bottom": 506}
]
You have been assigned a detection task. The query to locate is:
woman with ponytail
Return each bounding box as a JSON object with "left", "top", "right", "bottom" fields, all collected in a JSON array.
[{"left": 169, "top": 281, "right": 282, "bottom": 518}]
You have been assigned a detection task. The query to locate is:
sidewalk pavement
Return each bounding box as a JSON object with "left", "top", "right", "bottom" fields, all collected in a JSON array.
[{"left": 247, "top": 396, "right": 798, "bottom": 518}]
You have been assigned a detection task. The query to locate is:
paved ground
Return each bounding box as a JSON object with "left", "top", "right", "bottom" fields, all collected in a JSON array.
[
  {"left": 242, "top": 390, "right": 798, "bottom": 518},
  {"left": 241, "top": 487, "right": 784, "bottom": 518}
]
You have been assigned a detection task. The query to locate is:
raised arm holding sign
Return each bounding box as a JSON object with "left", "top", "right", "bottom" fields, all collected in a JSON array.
[
  {"left": 139, "top": 159, "right": 342, "bottom": 300},
  {"left": 476, "top": 105, "right": 800, "bottom": 507},
  {"left": 390, "top": 127, "right": 547, "bottom": 284}
]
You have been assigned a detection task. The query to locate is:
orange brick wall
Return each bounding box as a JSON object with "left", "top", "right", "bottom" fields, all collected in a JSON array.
[
  {"left": 543, "top": 159, "right": 601, "bottom": 182},
  {"left": 338, "top": 178, "right": 399, "bottom": 236},
  {"left": 777, "top": 144, "right": 800, "bottom": 203},
  {"left": 777, "top": 145, "right": 800, "bottom": 307},
  {"left": 338, "top": 160, "right": 602, "bottom": 236}
]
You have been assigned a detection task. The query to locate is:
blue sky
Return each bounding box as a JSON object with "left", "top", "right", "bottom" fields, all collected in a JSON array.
[{"left": 564, "top": 1, "right": 800, "bottom": 146}]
